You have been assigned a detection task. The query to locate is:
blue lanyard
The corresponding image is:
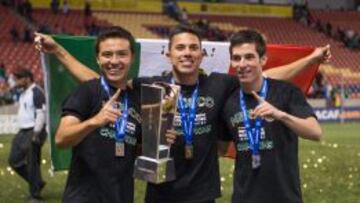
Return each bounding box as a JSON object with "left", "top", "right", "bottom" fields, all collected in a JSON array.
[
  {"left": 172, "top": 78, "right": 199, "bottom": 145},
  {"left": 100, "top": 76, "right": 128, "bottom": 142},
  {"left": 239, "top": 78, "right": 268, "bottom": 155}
]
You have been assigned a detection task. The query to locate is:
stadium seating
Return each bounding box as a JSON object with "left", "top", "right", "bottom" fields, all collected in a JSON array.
[
  {"left": 0, "top": 5, "right": 359, "bottom": 97},
  {"left": 0, "top": 5, "right": 42, "bottom": 81},
  {"left": 311, "top": 10, "right": 360, "bottom": 33},
  {"left": 31, "top": 9, "right": 111, "bottom": 36},
  {"left": 93, "top": 12, "right": 178, "bottom": 39}
]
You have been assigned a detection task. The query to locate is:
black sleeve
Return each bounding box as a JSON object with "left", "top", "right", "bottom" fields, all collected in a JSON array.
[
  {"left": 218, "top": 97, "right": 235, "bottom": 141},
  {"left": 32, "top": 87, "right": 45, "bottom": 109},
  {"left": 61, "top": 83, "right": 93, "bottom": 121},
  {"left": 224, "top": 75, "right": 240, "bottom": 98},
  {"left": 211, "top": 73, "right": 239, "bottom": 99},
  {"left": 287, "top": 85, "right": 316, "bottom": 119},
  {"left": 218, "top": 117, "right": 233, "bottom": 141}
]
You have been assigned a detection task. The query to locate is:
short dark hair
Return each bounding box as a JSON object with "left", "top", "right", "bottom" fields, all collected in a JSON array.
[
  {"left": 14, "top": 68, "right": 33, "bottom": 81},
  {"left": 95, "top": 26, "right": 136, "bottom": 55},
  {"left": 168, "top": 25, "right": 202, "bottom": 49},
  {"left": 229, "top": 29, "right": 266, "bottom": 58}
]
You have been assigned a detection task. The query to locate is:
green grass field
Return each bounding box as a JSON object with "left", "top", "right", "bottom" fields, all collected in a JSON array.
[{"left": 0, "top": 123, "right": 359, "bottom": 203}]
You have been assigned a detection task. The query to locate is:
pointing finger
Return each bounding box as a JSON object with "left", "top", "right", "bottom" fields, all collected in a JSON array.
[
  {"left": 251, "top": 91, "right": 264, "bottom": 103},
  {"left": 105, "top": 89, "right": 121, "bottom": 107}
]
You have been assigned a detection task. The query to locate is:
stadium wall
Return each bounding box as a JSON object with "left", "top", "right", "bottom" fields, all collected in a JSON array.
[
  {"left": 31, "top": 0, "right": 292, "bottom": 17},
  {"left": 307, "top": 0, "right": 355, "bottom": 10}
]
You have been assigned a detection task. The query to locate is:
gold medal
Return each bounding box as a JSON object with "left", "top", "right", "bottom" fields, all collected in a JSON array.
[
  {"left": 115, "top": 142, "right": 125, "bottom": 157},
  {"left": 185, "top": 144, "right": 193, "bottom": 159},
  {"left": 252, "top": 154, "right": 261, "bottom": 169}
]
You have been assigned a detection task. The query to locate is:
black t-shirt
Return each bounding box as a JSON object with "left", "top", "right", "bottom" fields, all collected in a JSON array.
[
  {"left": 61, "top": 79, "right": 142, "bottom": 203},
  {"left": 134, "top": 72, "right": 239, "bottom": 203},
  {"left": 221, "top": 79, "right": 315, "bottom": 203}
]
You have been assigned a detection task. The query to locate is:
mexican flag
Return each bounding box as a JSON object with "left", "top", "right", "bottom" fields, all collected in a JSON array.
[{"left": 42, "top": 36, "right": 318, "bottom": 171}]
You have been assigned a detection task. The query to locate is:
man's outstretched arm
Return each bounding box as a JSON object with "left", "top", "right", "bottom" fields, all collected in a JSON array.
[
  {"left": 34, "top": 32, "right": 99, "bottom": 82},
  {"left": 265, "top": 44, "right": 331, "bottom": 81}
]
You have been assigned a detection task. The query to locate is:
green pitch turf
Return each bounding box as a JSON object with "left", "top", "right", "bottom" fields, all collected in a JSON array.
[{"left": 0, "top": 123, "right": 358, "bottom": 203}]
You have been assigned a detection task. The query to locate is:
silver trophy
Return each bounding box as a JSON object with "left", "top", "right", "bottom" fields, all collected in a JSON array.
[{"left": 133, "top": 82, "right": 180, "bottom": 184}]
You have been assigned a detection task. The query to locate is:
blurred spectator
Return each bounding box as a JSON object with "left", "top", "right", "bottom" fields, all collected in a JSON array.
[
  {"left": 87, "top": 22, "right": 100, "bottom": 36},
  {"left": 23, "top": 0, "right": 33, "bottom": 21},
  {"left": 8, "top": 68, "right": 47, "bottom": 201},
  {"left": 7, "top": 73, "right": 16, "bottom": 89},
  {"left": 324, "top": 80, "right": 333, "bottom": 107},
  {"left": 180, "top": 8, "right": 189, "bottom": 25},
  {"left": 0, "top": 63, "right": 5, "bottom": 80},
  {"left": 23, "top": 26, "right": 33, "bottom": 43},
  {"left": 325, "top": 22, "right": 332, "bottom": 36},
  {"left": 336, "top": 26, "right": 345, "bottom": 42},
  {"left": 38, "top": 24, "right": 51, "bottom": 34},
  {"left": 84, "top": 0, "right": 92, "bottom": 16},
  {"left": 10, "top": 26, "right": 20, "bottom": 43},
  {"left": 293, "top": 2, "right": 311, "bottom": 26},
  {"left": 344, "top": 29, "right": 357, "bottom": 48},
  {"left": 52, "top": 24, "right": 68, "bottom": 35},
  {"left": 50, "top": 0, "right": 59, "bottom": 15},
  {"left": 310, "top": 72, "right": 325, "bottom": 98},
  {"left": 164, "top": 0, "right": 181, "bottom": 21},
  {"left": 195, "top": 18, "right": 210, "bottom": 36},
  {"left": 315, "top": 19, "right": 324, "bottom": 32},
  {"left": 333, "top": 87, "right": 342, "bottom": 107},
  {"left": 62, "top": 0, "right": 69, "bottom": 15},
  {"left": 0, "top": 79, "right": 13, "bottom": 105}
]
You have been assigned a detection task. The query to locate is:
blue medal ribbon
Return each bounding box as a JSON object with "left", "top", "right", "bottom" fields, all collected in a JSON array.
[
  {"left": 100, "top": 76, "right": 128, "bottom": 143},
  {"left": 239, "top": 78, "right": 268, "bottom": 156},
  {"left": 172, "top": 78, "right": 199, "bottom": 146}
]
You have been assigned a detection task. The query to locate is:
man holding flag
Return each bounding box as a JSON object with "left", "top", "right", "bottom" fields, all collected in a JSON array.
[
  {"left": 220, "top": 29, "right": 322, "bottom": 203},
  {"left": 35, "top": 25, "right": 330, "bottom": 203},
  {"left": 51, "top": 26, "right": 145, "bottom": 203}
]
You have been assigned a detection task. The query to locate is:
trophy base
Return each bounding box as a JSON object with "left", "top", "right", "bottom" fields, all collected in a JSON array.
[{"left": 133, "top": 156, "right": 175, "bottom": 184}]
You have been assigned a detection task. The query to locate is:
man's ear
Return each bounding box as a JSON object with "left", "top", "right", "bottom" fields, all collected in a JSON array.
[
  {"left": 260, "top": 55, "right": 268, "bottom": 66},
  {"left": 96, "top": 57, "right": 100, "bottom": 66}
]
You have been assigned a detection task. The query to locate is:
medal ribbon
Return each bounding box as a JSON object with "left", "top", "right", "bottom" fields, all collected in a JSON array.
[
  {"left": 172, "top": 78, "right": 198, "bottom": 146},
  {"left": 100, "top": 76, "right": 128, "bottom": 143},
  {"left": 239, "top": 78, "right": 268, "bottom": 156}
]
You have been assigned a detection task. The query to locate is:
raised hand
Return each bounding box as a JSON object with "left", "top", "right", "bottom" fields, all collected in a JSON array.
[
  {"left": 251, "top": 91, "right": 285, "bottom": 122},
  {"left": 90, "top": 89, "right": 122, "bottom": 127},
  {"left": 34, "top": 32, "right": 61, "bottom": 53},
  {"left": 310, "top": 44, "right": 331, "bottom": 64}
]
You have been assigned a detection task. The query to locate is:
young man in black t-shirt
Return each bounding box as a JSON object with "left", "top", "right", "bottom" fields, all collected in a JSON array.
[
  {"left": 35, "top": 25, "right": 330, "bottom": 203},
  {"left": 221, "top": 29, "right": 322, "bottom": 203},
  {"left": 132, "top": 26, "right": 328, "bottom": 203},
  {"left": 54, "top": 27, "right": 143, "bottom": 203},
  {"left": 132, "top": 26, "right": 239, "bottom": 203}
]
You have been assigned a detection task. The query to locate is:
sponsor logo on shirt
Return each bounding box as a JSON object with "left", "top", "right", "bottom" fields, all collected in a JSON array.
[
  {"left": 229, "top": 109, "right": 274, "bottom": 152},
  {"left": 98, "top": 106, "right": 140, "bottom": 146},
  {"left": 181, "top": 96, "right": 215, "bottom": 109},
  {"left": 99, "top": 123, "right": 138, "bottom": 146}
]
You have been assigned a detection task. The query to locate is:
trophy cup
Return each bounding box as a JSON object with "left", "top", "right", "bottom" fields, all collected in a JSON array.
[{"left": 133, "top": 82, "right": 180, "bottom": 184}]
